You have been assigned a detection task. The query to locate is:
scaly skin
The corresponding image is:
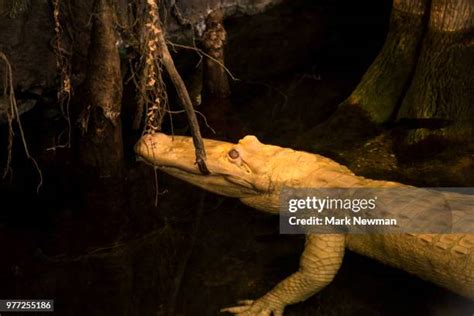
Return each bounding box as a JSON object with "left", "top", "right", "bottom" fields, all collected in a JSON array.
[{"left": 135, "top": 133, "right": 474, "bottom": 315}]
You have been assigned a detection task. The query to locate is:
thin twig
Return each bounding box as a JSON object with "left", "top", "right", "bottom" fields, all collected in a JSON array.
[
  {"left": 167, "top": 41, "right": 240, "bottom": 81},
  {"left": 166, "top": 109, "right": 216, "bottom": 135}
]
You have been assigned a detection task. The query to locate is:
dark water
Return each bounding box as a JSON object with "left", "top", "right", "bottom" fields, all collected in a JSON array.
[{"left": 0, "top": 0, "right": 473, "bottom": 315}]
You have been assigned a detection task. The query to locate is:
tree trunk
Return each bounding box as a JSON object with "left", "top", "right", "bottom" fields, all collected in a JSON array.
[
  {"left": 346, "top": 0, "right": 429, "bottom": 123},
  {"left": 199, "top": 9, "right": 245, "bottom": 141},
  {"left": 336, "top": 0, "right": 473, "bottom": 146},
  {"left": 202, "top": 10, "right": 231, "bottom": 99},
  {"left": 397, "top": 0, "right": 474, "bottom": 144},
  {"left": 78, "top": 0, "right": 124, "bottom": 178}
]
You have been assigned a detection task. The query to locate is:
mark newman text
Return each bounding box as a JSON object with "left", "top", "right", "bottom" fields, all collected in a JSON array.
[{"left": 288, "top": 216, "right": 397, "bottom": 226}]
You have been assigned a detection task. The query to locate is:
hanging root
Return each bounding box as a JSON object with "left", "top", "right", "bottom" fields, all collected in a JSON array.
[
  {"left": 1, "top": 52, "right": 43, "bottom": 192},
  {"left": 52, "top": 0, "right": 72, "bottom": 148},
  {"left": 131, "top": 0, "right": 168, "bottom": 133}
]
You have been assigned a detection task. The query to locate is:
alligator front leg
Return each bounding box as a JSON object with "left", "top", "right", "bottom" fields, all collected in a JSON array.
[{"left": 221, "top": 234, "right": 346, "bottom": 316}]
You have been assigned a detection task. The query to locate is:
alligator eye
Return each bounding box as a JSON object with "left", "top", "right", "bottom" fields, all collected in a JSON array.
[{"left": 228, "top": 149, "right": 240, "bottom": 159}]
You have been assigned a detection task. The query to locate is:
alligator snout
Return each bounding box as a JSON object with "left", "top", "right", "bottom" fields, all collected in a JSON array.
[{"left": 134, "top": 133, "right": 172, "bottom": 159}]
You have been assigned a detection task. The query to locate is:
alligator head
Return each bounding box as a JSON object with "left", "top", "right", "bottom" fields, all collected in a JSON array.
[{"left": 134, "top": 133, "right": 355, "bottom": 213}]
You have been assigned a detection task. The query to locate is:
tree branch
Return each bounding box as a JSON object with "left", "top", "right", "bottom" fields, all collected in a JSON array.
[{"left": 156, "top": 21, "right": 209, "bottom": 174}]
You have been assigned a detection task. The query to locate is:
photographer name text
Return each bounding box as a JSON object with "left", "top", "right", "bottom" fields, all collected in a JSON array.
[{"left": 288, "top": 216, "right": 397, "bottom": 226}]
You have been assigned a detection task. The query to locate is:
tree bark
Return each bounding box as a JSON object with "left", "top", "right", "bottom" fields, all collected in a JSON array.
[
  {"left": 78, "top": 0, "right": 124, "bottom": 178},
  {"left": 333, "top": 0, "right": 473, "bottom": 146},
  {"left": 346, "top": 0, "right": 429, "bottom": 123},
  {"left": 397, "top": 0, "right": 474, "bottom": 144}
]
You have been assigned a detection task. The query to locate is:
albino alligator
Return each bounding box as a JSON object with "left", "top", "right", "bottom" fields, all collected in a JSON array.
[{"left": 135, "top": 133, "right": 474, "bottom": 315}]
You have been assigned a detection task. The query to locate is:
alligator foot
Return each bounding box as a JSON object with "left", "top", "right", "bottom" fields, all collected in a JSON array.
[{"left": 221, "top": 297, "right": 285, "bottom": 316}]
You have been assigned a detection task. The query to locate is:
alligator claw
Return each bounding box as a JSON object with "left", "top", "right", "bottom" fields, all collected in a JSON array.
[{"left": 221, "top": 297, "right": 284, "bottom": 316}]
